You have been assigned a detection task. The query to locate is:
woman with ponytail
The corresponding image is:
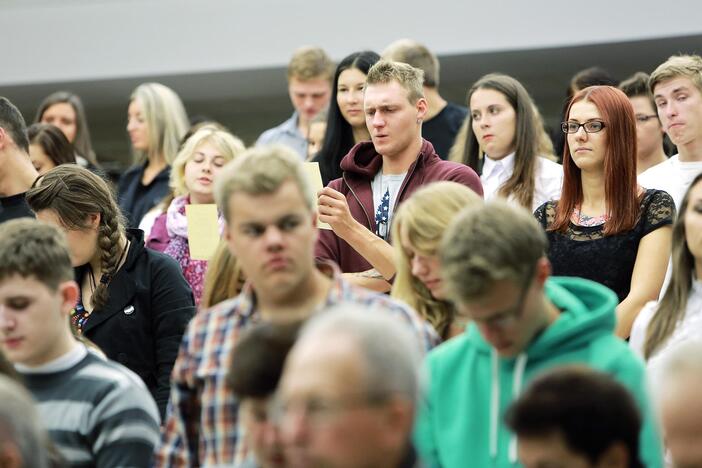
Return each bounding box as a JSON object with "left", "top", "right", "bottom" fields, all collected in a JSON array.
[{"left": 26, "top": 165, "right": 195, "bottom": 419}]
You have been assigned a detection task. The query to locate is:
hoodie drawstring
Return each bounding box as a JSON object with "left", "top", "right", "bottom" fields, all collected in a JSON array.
[
  {"left": 490, "top": 351, "right": 529, "bottom": 463},
  {"left": 490, "top": 350, "right": 500, "bottom": 459},
  {"left": 509, "top": 353, "right": 528, "bottom": 463}
]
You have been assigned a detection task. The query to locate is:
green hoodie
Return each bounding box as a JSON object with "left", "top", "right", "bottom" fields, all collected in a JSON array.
[{"left": 415, "top": 277, "right": 663, "bottom": 468}]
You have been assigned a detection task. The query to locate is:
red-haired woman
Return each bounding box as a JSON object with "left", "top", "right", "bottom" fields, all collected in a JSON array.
[{"left": 535, "top": 85, "right": 674, "bottom": 339}]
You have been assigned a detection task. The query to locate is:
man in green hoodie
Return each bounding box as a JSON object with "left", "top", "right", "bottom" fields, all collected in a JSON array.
[{"left": 414, "top": 200, "right": 663, "bottom": 468}]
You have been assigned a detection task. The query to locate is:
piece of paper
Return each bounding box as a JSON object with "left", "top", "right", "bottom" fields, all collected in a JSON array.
[
  {"left": 303, "top": 161, "right": 332, "bottom": 230},
  {"left": 186, "top": 204, "right": 221, "bottom": 260}
]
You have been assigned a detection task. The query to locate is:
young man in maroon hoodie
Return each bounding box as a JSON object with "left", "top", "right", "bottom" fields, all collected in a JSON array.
[{"left": 315, "top": 60, "right": 483, "bottom": 291}]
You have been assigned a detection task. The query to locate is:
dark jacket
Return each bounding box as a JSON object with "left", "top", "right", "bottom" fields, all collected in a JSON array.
[
  {"left": 76, "top": 229, "right": 195, "bottom": 419},
  {"left": 118, "top": 163, "right": 170, "bottom": 228},
  {"left": 315, "top": 139, "right": 483, "bottom": 273}
]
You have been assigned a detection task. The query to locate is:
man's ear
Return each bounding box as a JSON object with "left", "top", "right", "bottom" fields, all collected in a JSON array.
[
  {"left": 596, "top": 441, "right": 629, "bottom": 468},
  {"left": 0, "top": 127, "right": 8, "bottom": 152},
  {"left": 534, "top": 256, "right": 551, "bottom": 289},
  {"left": 416, "top": 97, "right": 428, "bottom": 122},
  {"left": 59, "top": 281, "right": 79, "bottom": 317}
]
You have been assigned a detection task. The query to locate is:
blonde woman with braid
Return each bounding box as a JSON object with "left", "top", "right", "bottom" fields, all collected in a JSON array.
[
  {"left": 391, "top": 181, "right": 482, "bottom": 340},
  {"left": 26, "top": 165, "right": 196, "bottom": 419},
  {"left": 630, "top": 173, "right": 702, "bottom": 372}
]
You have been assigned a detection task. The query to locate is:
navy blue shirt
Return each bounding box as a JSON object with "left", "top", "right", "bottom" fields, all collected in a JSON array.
[
  {"left": 117, "top": 163, "right": 170, "bottom": 228},
  {"left": 423, "top": 102, "right": 468, "bottom": 160}
]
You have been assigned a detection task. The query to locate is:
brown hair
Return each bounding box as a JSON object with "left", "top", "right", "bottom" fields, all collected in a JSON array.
[
  {"left": 551, "top": 86, "right": 639, "bottom": 236},
  {"left": 649, "top": 54, "right": 702, "bottom": 95},
  {"left": 365, "top": 60, "right": 425, "bottom": 104},
  {"left": 0, "top": 218, "right": 73, "bottom": 291},
  {"left": 25, "top": 165, "right": 126, "bottom": 310},
  {"left": 382, "top": 39, "right": 440, "bottom": 88},
  {"left": 27, "top": 123, "right": 77, "bottom": 168},
  {"left": 287, "top": 46, "right": 335, "bottom": 81}
]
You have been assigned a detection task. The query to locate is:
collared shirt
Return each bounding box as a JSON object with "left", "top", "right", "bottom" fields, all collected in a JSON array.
[
  {"left": 155, "top": 263, "right": 438, "bottom": 467},
  {"left": 256, "top": 111, "right": 308, "bottom": 159},
  {"left": 481, "top": 153, "right": 563, "bottom": 211}
]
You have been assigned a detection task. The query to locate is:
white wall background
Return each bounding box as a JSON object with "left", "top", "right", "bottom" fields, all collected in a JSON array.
[{"left": 2, "top": 0, "right": 702, "bottom": 86}]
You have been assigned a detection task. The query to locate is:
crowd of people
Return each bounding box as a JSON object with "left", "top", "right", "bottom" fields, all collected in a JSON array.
[{"left": 0, "top": 38, "right": 701, "bottom": 467}]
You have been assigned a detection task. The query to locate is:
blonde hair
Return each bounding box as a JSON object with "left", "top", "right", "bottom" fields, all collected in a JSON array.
[
  {"left": 366, "top": 60, "right": 425, "bottom": 104},
  {"left": 214, "top": 144, "right": 316, "bottom": 222},
  {"left": 649, "top": 54, "right": 702, "bottom": 95},
  {"left": 129, "top": 82, "right": 189, "bottom": 165},
  {"left": 287, "top": 46, "right": 335, "bottom": 81},
  {"left": 391, "top": 182, "right": 482, "bottom": 338},
  {"left": 170, "top": 126, "right": 246, "bottom": 196},
  {"left": 200, "top": 240, "right": 244, "bottom": 308},
  {"left": 382, "top": 39, "right": 440, "bottom": 88}
]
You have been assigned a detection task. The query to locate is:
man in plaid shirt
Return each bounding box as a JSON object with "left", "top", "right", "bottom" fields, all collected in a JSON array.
[{"left": 154, "top": 144, "right": 439, "bottom": 467}]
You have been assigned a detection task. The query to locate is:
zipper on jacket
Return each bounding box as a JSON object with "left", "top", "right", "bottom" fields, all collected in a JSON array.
[{"left": 343, "top": 173, "right": 372, "bottom": 229}]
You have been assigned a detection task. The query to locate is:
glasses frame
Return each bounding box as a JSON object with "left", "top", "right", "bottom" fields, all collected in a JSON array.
[
  {"left": 561, "top": 120, "right": 606, "bottom": 134},
  {"left": 635, "top": 114, "right": 659, "bottom": 124}
]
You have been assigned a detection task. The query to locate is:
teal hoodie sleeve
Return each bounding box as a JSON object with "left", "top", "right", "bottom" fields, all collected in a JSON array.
[
  {"left": 415, "top": 358, "right": 441, "bottom": 468},
  {"left": 610, "top": 351, "right": 664, "bottom": 468}
]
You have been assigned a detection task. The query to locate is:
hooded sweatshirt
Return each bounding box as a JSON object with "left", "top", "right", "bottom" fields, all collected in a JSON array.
[
  {"left": 414, "top": 276, "right": 663, "bottom": 468},
  {"left": 315, "top": 139, "right": 483, "bottom": 273}
]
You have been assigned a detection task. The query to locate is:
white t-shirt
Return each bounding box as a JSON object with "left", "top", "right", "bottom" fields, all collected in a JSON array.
[
  {"left": 638, "top": 154, "right": 702, "bottom": 209},
  {"left": 481, "top": 153, "right": 563, "bottom": 211},
  {"left": 630, "top": 279, "right": 702, "bottom": 377},
  {"left": 371, "top": 171, "right": 406, "bottom": 240}
]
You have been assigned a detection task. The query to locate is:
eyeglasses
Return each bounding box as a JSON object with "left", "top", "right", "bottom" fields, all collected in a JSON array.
[
  {"left": 468, "top": 263, "right": 536, "bottom": 331},
  {"left": 561, "top": 120, "right": 606, "bottom": 134},
  {"left": 635, "top": 114, "right": 658, "bottom": 124},
  {"left": 273, "top": 394, "right": 387, "bottom": 426}
]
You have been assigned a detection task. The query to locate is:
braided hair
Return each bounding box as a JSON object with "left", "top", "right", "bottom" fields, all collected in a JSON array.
[{"left": 26, "top": 165, "right": 126, "bottom": 310}]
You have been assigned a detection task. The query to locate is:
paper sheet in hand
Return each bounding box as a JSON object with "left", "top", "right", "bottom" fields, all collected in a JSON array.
[
  {"left": 303, "top": 162, "right": 332, "bottom": 230},
  {"left": 186, "top": 204, "right": 220, "bottom": 260}
]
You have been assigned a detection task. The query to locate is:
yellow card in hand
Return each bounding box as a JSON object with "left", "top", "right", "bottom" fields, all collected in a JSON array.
[
  {"left": 303, "top": 161, "right": 332, "bottom": 230},
  {"left": 186, "top": 204, "right": 220, "bottom": 260}
]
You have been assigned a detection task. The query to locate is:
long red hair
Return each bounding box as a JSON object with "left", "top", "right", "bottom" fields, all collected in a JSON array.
[{"left": 550, "top": 86, "right": 639, "bottom": 235}]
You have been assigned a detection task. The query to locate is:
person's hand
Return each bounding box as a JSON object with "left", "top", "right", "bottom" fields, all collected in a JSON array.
[{"left": 318, "top": 187, "right": 359, "bottom": 240}]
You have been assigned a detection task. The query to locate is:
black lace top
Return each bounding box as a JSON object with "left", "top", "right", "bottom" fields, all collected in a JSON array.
[{"left": 534, "top": 189, "right": 675, "bottom": 302}]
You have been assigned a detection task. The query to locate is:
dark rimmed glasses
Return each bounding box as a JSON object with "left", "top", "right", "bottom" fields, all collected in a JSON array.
[{"left": 561, "top": 120, "right": 606, "bottom": 134}]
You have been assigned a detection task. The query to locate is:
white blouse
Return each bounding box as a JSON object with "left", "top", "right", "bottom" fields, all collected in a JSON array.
[
  {"left": 630, "top": 278, "right": 702, "bottom": 375},
  {"left": 481, "top": 153, "right": 563, "bottom": 212}
]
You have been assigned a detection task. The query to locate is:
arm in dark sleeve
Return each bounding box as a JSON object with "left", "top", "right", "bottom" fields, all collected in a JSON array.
[{"left": 149, "top": 254, "right": 196, "bottom": 418}]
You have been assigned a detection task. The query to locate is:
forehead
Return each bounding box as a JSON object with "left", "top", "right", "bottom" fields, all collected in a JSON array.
[
  {"left": 457, "top": 278, "right": 522, "bottom": 319},
  {"left": 629, "top": 95, "right": 655, "bottom": 113},
  {"left": 654, "top": 76, "right": 702, "bottom": 98},
  {"left": 568, "top": 100, "right": 601, "bottom": 120},
  {"left": 338, "top": 68, "right": 367, "bottom": 84},
  {"left": 128, "top": 99, "right": 143, "bottom": 114},
  {"left": 0, "top": 274, "right": 53, "bottom": 298},
  {"left": 282, "top": 334, "right": 364, "bottom": 396},
  {"left": 469, "top": 88, "right": 510, "bottom": 108},
  {"left": 227, "top": 179, "right": 311, "bottom": 224},
  {"left": 192, "top": 141, "right": 223, "bottom": 157},
  {"left": 289, "top": 77, "right": 330, "bottom": 94},
  {"left": 364, "top": 81, "right": 411, "bottom": 107},
  {"left": 44, "top": 102, "right": 75, "bottom": 117}
]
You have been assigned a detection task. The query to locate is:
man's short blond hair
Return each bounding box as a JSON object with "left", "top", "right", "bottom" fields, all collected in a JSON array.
[
  {"left": 382, "top": 39, "right": 440, "bottom": 88},
  {"left": 366, "top": 60, "right": 425, "bottom": 104},
  {"left": 440, "top": 201, "right": 548, "bottom": 304},
  {"left": 214, "top": 144, "right": 316, "bottom": 223},
  {"left": 287, "top": 46, "right": 335, "bottom": 81},
  {"left": 649, "top": 54, "right": 702, "bottom": 95}
]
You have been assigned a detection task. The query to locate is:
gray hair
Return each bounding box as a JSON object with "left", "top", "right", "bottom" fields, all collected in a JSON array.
[
  {"left": 0, "top": 375, "right": 50, "bottom": 468},
  {"left": 299, "top": 304, "right": 422, "bottom": 404}
]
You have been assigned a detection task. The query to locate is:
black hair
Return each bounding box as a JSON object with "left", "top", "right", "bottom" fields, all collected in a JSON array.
[
  {"left": 505, "top": 366, "right": 643, "bottom": 468},
  {"left": 0, "top": 97, "right": 29, "bottom": 153},
  {"left": 314, "top": 51, "right": 380, "bottom": 185}
]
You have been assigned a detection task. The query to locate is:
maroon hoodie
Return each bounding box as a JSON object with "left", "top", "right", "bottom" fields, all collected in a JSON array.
[{"left": 315, "top": 139, "right": 483, "bottom": 273}]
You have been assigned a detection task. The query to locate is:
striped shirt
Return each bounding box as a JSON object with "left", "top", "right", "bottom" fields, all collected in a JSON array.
[
  {"left": 155, "top": 263, "right": 438, "bottom": 467},
  {"left": 20, "top": 347, "right": 161, "bottom": 467}
]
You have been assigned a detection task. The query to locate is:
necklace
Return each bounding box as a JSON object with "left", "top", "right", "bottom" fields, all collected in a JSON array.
[{"left": 71, "top": 239, "right": 130, "bottom": 333}]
